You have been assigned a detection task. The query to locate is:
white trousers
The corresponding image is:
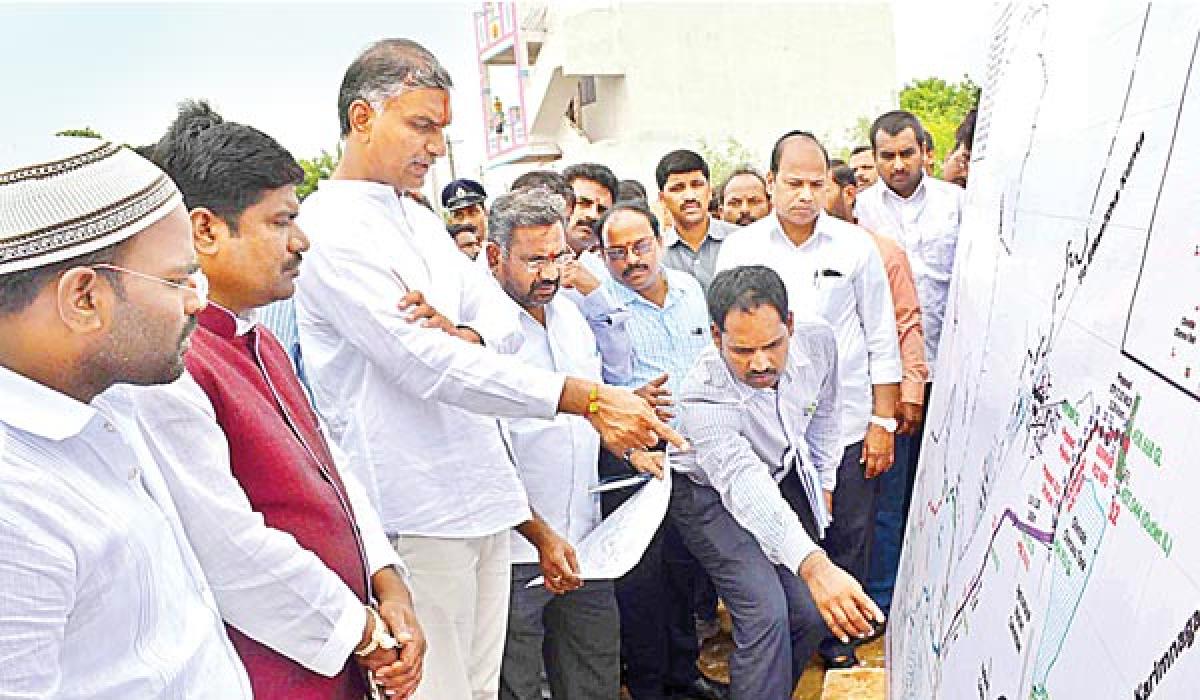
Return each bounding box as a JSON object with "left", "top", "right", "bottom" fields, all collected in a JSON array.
[{"left": 391, "top": 532, "right": 512, "bottom": 700}]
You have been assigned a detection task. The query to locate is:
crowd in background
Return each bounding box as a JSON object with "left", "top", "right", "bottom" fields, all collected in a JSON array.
[{"left": 0, "top": 34, "right": 976, "bottom": 700}]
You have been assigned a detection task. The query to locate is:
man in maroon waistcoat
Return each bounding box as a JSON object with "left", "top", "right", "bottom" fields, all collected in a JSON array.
[{"left": 127, "top": 100, "right": 426, "bottom": 699}]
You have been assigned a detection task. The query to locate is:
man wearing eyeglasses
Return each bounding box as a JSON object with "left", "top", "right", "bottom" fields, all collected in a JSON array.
[
  {"left": 0, "top": 138, "right": 252, "bottom": 699},
  {"left": 598, "top": 200, "right": 728, "bottom": 700},
  {"left": 486, "top": 186, "right": 645, "bottom": 699}
]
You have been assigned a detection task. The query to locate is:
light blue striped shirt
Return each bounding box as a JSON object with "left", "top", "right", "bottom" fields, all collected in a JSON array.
[
  {"left": 670, "top": 317, "right": 842, "bottom": 573},
  {"left": 603, "top": 266, "right": 712, "bottom": 407}
]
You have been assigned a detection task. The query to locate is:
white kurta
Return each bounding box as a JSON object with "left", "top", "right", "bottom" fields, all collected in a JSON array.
[{"left": 0, "top": 366, "right": 251, "bottom": 700}]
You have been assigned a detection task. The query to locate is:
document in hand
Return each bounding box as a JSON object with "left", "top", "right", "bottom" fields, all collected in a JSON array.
[{"left": 528, "top": 460, "right": 671, "bottom": 586}]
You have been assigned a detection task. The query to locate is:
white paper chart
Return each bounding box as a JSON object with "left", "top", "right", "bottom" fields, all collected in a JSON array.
[{"left": 889, "top": 3, "right": 1200, "bottom": 699}]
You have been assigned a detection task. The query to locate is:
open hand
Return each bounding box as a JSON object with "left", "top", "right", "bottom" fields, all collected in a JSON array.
[{"left": 798, "top": 551, "right": 884, "bottom": 645}]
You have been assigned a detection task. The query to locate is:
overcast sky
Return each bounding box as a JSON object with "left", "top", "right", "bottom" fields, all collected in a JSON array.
[{"left": 0, "top": 0, "right": 987, "bottom": 179}]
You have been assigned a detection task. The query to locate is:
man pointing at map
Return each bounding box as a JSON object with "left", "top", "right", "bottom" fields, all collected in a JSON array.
[{"left": 670, "top": 265, "right": 883, "bottom": 699}]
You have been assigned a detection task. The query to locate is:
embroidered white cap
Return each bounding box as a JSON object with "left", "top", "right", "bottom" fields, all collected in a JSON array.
[{"left": 0, "top": 138, "right": 182, "bottom": 275}]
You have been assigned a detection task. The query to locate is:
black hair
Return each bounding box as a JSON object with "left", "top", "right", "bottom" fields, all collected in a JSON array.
[
  {"left": 562, "top": 163, "right": 619, "bottom": 205},
  {"left": 0, "top": 240, "right": 126, "bottom": 316},
  {"left": 829, "top": 158, "right": 846, "bottom": 169},
  {"left": 596, "top": 198, "right": 661, "bottom": 246},
  {"left": 955, "top": 108, "right": 978, "bottom": 151},
  {"left": 831, "top": 165, "right": 857, "bottom": 189},
  {"left": 719, "top": 167, "right": 769, "bottom": 203},
  {"left": 921, "top": 129, "right": 935, "bottom": 152},
  {"left": 337, "top": 38, "right": 453, "bottom": 137},
  {"left": 850, "top": 145, "right": 873, "bottom": 157},
  {"left": 617, "top": 179, "right": 648, "bottom": 201},
  {"left": 154, "top": 100, "right": 304, "bottom": 229},
  {"left": 869, "top": 110, "right": 926, "bottom": 151},
  {"left": 707, "top": 265, "right": 789, "bottom": 332},
  {"left": 768, "top": 131, "right": 830, "bottom": 174},
  {"left": 654, "top": 149, "right": 709, "bottom": 190},
  {"left": 511, "top": 170, "right": 576, "bottom": 211}
]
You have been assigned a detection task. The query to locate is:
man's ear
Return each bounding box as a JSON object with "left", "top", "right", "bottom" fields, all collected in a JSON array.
[
  {"left": 56, "top": 267, "right": 107, "bottom": 334},
  {"left": 765, "top": 171, "right": 776, "bottom": 200},
  {"left": 190, "top": 208, "right": 228, "bottom": 257},
  {"left": 347, "top": 99, "right": 376, "bottom": 141},
  {"left": 485, "top": 241, "right": 502, "bottom": 270},
  {"left": 785, "top": 311, "right": 794, "bottom": 337},
  {"left": 710, "top": 321, "right": 722, "bottom": 349}
]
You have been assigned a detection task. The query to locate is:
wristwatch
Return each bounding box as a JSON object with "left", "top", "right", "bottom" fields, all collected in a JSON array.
[
  {"left": 355, "top": 606, "right": 398, "bottom": 657},
  {"left": 869, "top": 415, "right": 898, "bottom": 433}
]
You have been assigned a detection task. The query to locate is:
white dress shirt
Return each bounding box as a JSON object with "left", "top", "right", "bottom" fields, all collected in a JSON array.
[
  {"left": 121, "top": 318, "right": 404, "bottom": 678},
  {"left": 669, "top": 318, "right": 842, "bottom": 574},
  {"left": 0, "top": 365, "right": 251, "bottom": 700},
  {"left": 295, "top": 180, "right": 568, "bottom": 538},
  {"left": 504, "top": 294, "right": 604, "bottom": 564},
  {"left": 716, "top": 212, "right": 902, "bottom": 446},
  {"left": 854, "top": 176, "right": 964, "bottom": 378}
]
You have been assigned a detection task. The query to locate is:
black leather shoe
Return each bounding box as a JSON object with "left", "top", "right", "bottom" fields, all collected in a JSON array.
[{"left": 666, "top": 676, "right": 730, "bottom": 700}]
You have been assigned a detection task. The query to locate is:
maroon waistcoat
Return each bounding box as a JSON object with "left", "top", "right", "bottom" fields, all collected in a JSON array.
[{"left": 185, "top": 304, "right": 369, "bottom": 700}]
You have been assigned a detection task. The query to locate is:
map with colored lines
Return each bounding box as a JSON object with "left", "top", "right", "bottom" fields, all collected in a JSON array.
[{"left": 888, "top": 3, "right": 1200, "bottom": 699}]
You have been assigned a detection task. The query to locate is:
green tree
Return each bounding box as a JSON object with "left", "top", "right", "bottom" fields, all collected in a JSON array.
[
  {"left": 697, "top": 136, "right": 756, "bottom": 192},
  {"left": 898, "top": 76, "right": 980, "bottom": 175},
  {"left": 55, "top": 127, "right": 103, "bottom": 139},
  {"left": 297, "top": 146, "right": 341, "bottom": 200}
]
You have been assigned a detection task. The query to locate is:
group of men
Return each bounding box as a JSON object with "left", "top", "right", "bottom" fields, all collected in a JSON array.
[{"left": 0, "top": 35, "right": 971, "bottom": 700}]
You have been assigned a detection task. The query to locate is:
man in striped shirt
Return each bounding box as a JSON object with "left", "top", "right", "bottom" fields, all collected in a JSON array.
[{"left": 670, "top": 266, "right": 884, "bottom": 700}]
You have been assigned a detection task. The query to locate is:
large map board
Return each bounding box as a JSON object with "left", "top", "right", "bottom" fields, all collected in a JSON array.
[{"left": 889, "top": 3, "right": 1200, "bottom": 699}]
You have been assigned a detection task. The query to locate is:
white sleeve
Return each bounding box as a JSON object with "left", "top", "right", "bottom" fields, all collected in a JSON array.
[
  {"left": 298, "top": 236, "right": 567, "bottom": 420},
  {"left": 131, "top": 376, "right": 366, "bottom": 677},
  {"left": 456, "top": 253, "right": 524, "bottom": 354},
  {"left": 331, "top": 439, "right": 407, "bottom": 581},
  {"left": 0, "top": 513, "right": 72, "bottom": 698},
  {"left": 855, "top": 243, "right": 903, "bottom": 385}
]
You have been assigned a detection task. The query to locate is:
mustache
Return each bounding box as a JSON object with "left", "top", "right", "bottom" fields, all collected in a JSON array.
[
  {"left": 735, "top": 213, "right": 754, "bottom": 225},
  {"left": 622, "top": 264, "right": 650, "bottom": 278},
  {"left": 283, "top": 254, "right": 303, "bottom": 272}
]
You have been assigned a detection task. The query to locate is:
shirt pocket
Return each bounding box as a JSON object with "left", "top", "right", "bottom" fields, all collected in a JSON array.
[
  {"left": 917, "top": 217, "right": 959, "bottom": 279},
  {"left": 815, "top": 273, "right": 854, "bottom": 320}
]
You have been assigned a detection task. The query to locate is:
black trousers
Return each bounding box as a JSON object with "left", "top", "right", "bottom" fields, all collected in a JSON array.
[{"left": 599, "top": 449, "right": 700, "bottom": 700}]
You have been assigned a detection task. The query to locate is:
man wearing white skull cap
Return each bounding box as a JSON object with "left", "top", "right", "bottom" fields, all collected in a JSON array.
[{"left": 0, "top": 139, "right": 252, "bottom": 699}]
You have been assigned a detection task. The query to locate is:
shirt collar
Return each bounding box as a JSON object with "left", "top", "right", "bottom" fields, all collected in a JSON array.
[
  {"left": 662, "top": 216, "right": 728, "bottom": 248},
  {"left": 767, "top": 211, "right": 832, "bottom": 250},
  {"left": 318, "top": 178, "right": 406, "bottom": 209},
  {"left": 0, "top": 363, "right": 98, "bottom": 441},
  {"left": 880, "top": 174, "right": 927, "bottom": 204},
  {"left": 610, "top": 266, "right": 682, "bottom": 309},
  {"left": 198, "top": 302, "right": 258, "bottom": 338}
]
